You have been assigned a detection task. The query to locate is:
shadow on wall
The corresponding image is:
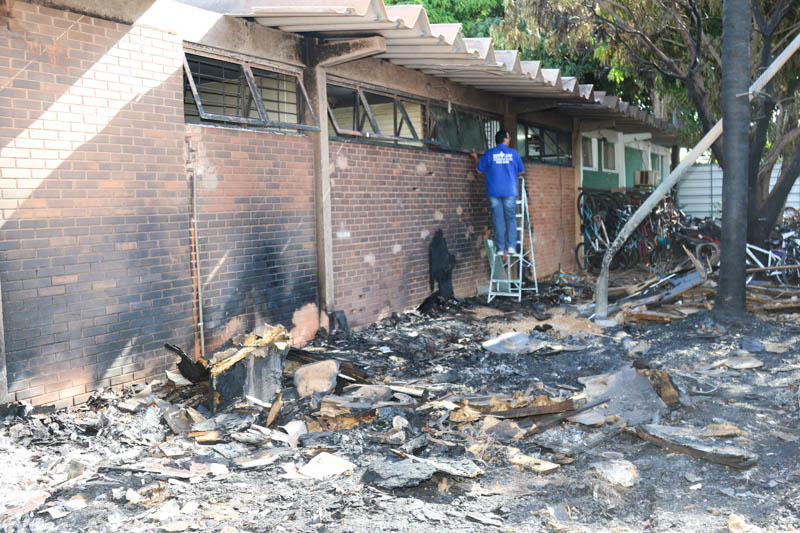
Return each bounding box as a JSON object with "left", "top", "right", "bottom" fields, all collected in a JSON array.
[
  {"left": 0, "top": 2, "right": 322, "bottom": 406},
  {"left": 0, "top": 6, "right": 191, "bottom": 406}
]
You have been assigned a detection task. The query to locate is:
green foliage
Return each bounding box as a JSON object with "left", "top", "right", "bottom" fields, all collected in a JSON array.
[
  {"left": 493, "top": 0, "right": 799, "bottom": 154},
  {"left": 384, "top": 0, "right": 503, "bottom": 36}
]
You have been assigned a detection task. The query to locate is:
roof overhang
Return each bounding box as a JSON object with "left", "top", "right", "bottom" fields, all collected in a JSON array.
[{"left": 220, "top": 0, "right": 676, "bottom": 144}]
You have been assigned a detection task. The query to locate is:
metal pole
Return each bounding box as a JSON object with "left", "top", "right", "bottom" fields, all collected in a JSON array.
[
  {"left": 187, "top": 139, "right": 206, "bottom": 360},
  {"left": 595, "top": 31, "right": 800, "bottom": 318}
]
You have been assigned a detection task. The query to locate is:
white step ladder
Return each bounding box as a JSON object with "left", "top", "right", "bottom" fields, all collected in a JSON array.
[{"left": 487, "top": 176, "right": 538, "bottom": 302}]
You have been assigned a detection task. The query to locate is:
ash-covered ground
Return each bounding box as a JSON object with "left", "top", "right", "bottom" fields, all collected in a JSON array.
[{"left": 2, "top": 284, "right": 800, "bottom": 533}]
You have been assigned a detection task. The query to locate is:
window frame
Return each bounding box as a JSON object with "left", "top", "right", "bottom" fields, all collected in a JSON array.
[
  {"left": 182, "top": 49, "right": 319, "bottom": 132},
  {"left": 427, "top": 102, "right": 501, "bottom": 152},
  {"left": 325, "top": 77, "right": 501, "bottom": 152},
  {"left": 581, "top": 137, "right": 598, "bottom": 171},
  {"left": 517, "top": 121, "right": 573, "bottom": 167},
  {"left": 326, "top": 79, "right": 423, "bottom": 144},
  {"left": 602, "top": 140, "right": 618, "bottom": 172}
]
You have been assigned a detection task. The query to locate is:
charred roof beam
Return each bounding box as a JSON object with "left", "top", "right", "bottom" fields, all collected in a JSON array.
[{"left": 308, "top": 36, "right": 387, "bottom": 68}]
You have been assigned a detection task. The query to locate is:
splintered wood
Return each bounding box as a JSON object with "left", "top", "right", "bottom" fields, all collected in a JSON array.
[{"left": 210, "top": 325, "right": 290, "bottom": 378}]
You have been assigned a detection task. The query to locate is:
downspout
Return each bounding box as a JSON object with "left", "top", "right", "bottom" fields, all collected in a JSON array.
[
  {"left": 594, "top": 30, "right": 800, "bottom": 318},
  {"left": 187, "top": 138, "right": 206, "bottom": 360}
]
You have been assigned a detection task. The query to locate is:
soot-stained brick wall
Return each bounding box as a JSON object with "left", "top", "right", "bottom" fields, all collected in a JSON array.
[
  {"left": 0, "top": 3, "right": 190, "bottom": 407},
  {"left": 329, "top": 141, "right": 577, "bottom": 330},
  {"left": 188, "top": 126, "right": 318, "bottom": 351},
  {"left": 329, "top": 141, "right": 491, "bottom": 329}
]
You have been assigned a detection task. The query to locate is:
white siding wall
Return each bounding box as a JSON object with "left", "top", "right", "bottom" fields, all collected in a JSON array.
[{"left": 677, "top": 163, "right": 795, "bottom": 218}]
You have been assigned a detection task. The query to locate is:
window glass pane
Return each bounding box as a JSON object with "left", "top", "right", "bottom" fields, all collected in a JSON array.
[
  {"left": 542, "top": 129, "right": 559, "bottom": 160},
  {"left": 184, "top": 71, "right": 200, "bottom": 121},
  {"left": 484, "top": 118, "right": 501, "bottom": 149},
  {"left": 603, "top": 141, "right": 616, "bottom": 170},
  {"left": 429, "top": 104, "right": 460, "bottom": 148},
  {"left": 185, "top": 54, "right": 247, "bottom": 119},
  {"left": 526, "top": 126, "right": 542, "bottom": 157},
  {"left": 327, "top": 84, "right": 358, "bottom": 135},
  {"left": 558, "top": 133, "right": 572, "bottom": 165},
  {"left": 364, "top": 91, "right": 394, "bottom": 135},
  {"left": 396, "top": 100, "right": 423, "bottom": 146},
  {"left": 456, "top": 108, "right": 486, "bottom": 151},
  {"left": 252, "top": 67, "right": 298, "bottom": 124},
  {"left": 397, "top": 100, "right": 422, "bottom": 139},
  {"left": 582, "top": 138, "right": 593, "bottom": 167},
  {"left": 516, "top": 124, "right": 527, "bottom": 158},
  {"left": 356, "top": 93, "right": 376, "bottom": 134}
]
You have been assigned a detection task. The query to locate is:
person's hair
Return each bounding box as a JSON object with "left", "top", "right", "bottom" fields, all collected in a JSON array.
[{"left": 495, "top": 129, "right": 509, "bottom": 145}]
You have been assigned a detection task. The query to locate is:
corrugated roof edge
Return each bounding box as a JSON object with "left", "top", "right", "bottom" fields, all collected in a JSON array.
[{"left": 230, "top": 0, "right": 674, "bottom": 138}]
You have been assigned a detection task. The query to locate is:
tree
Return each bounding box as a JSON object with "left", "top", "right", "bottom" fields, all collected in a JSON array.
[
  {"left": 716, "top": 0, "right": 750, "bottom": 315},
  {"left": 383, "top": 0, "right": 503, "bottom": 37},
  {"left": 494, "top": 0, "right": 800, "bottom": 245}
]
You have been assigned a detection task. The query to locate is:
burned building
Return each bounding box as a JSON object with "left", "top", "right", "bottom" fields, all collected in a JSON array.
[{"left": 0, "top": 0, "right": 676, "bottom": 407}]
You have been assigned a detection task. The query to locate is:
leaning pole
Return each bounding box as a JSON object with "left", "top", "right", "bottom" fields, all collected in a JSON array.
[{"left": 594, "top": 31, "right": 800, "bottom": 319}]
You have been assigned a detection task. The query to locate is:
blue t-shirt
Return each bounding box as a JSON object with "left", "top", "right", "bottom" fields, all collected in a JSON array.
[{"left": 476, "top": 144, "right": 525, "bottom": 197}]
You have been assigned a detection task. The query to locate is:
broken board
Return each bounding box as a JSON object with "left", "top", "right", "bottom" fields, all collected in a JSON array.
[{"left": 635, "top": 424, "right": 758, "bottom": 469}]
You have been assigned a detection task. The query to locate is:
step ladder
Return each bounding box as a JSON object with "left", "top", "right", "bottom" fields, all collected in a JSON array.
[{"left": 487, "top": 176, "right": 538, "bottom": 302}]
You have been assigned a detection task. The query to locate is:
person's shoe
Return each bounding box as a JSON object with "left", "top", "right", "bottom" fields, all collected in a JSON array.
[
  {"left": 496, "top": 250, "right": 505, "bottom": 257},
  {"left": 506, "top": 247, "right": 516, "bottom": 255}
]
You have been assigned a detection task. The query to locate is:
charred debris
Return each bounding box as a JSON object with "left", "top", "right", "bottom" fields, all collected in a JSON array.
[{"left": 2, "top": 265, "right": 800, "bottom": 532}]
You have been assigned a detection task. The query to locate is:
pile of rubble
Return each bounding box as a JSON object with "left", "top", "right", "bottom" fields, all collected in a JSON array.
[{"left": 2, "top": 289, "right": 800, "bottom": 532}]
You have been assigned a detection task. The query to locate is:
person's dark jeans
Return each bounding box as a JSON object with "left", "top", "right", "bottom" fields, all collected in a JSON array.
[{"left": 488, "top": 196, "right": 517, "bottom": 252}]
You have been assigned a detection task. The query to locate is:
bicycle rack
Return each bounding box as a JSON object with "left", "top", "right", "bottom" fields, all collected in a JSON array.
[{"left": 487, "top": 176, "right": 538, "bottom": 302}]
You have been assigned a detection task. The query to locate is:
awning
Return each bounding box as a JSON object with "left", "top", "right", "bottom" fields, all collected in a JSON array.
[{"left": 229, "top": 0, "right": 675, "bottom": 143}]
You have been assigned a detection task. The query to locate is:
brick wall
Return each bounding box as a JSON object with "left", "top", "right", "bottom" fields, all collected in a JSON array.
[
  {"left": 329, "top": 141, "right": 490, "bottom": 329},
  {"left": 0, "top": 3, "right": 190, "bottom": 407},
  {"left": 525, "top": 163, "right": 577, "bottom": 275},
  {"left": 329, "top": 141, "right": 577, "bottom": 329},
  {"left": 187, "top": 126, "right": 318, "bottom": 351}
]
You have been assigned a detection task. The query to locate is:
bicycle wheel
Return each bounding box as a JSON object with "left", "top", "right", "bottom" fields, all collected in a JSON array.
[
  {"left": 780, "top": 206, "right": 799, "bottom": 229},
  {"left": 695, "top": 241, "right": 720, "bottom": 268},
  {"left": 776, "top": 251, "right": 800, "bottom": 286},
  {"left": 575, "top": 242, "right": 588, "bottom": 271}
]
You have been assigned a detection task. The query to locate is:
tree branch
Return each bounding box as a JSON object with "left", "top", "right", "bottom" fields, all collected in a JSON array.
[
  {"left": 594, "top": 2, "right": 687, "bottom": 78},
  {"left": 758, "top": 127, "right": 800, "bottom": 185},
  {"left": 751, "top": 0, "right": 768, "bottom": 34}
]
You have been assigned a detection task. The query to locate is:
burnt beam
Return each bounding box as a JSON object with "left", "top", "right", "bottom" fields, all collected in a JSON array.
[{"left": 311, "top": 36, "right": 387, "bottom": 68}]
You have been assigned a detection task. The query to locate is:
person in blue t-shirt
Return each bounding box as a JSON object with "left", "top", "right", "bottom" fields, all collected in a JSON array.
[{"left": 470, "top": 129, "right": 525, "bottom": 256}]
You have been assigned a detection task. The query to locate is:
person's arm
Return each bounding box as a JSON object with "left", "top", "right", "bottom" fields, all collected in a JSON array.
[{"left": 469, "top": 150, "right": 484, "bottom": 175}]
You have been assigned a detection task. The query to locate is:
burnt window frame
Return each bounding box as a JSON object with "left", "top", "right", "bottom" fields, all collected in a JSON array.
[
  {"left": 183, "top": 50, "right": 319, "bottom": 132},
  {"left": 325, "top": 77, "right": 502, "bottom": 152},
  {"left": 517, "top": 121, "right": 573, "bottom": 167},
  {"left": 326, "top": 79, "right": 423, "bottom": 144},
  {"left": 427, "top": 102, "right": 502, "bottom": 152}
]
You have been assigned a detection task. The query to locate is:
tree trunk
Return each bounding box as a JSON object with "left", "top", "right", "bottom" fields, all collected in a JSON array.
[
  {"left": 751, "top": 144, "right": 800, "bottom": 244},
  {"left": 670, "top": 145, "right": 680, "bottom": 171},
  {"left": 714, "top": 0, "right": 750, "bottom": 317}
]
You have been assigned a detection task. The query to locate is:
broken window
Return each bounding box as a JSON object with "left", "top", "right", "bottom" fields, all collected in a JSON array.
[
  {"left": 326, "top": 83, "right": 422, "bottom": 146},
  {"left": 429, "top": 104, "right": 501, "bottom": 152},
  {"left": 428, "top": 104, "right": 460, "bottom": 149},
  {"left": 518, "top": 122, "right": 572, "bottom": 167},
  {"left": 183, "top": 52, "right": 318, "bottom": 132}
]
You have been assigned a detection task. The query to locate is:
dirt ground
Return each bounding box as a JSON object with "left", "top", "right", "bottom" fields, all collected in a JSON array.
[{"left": 2, "top": 275, "right": 799, "bottom": 533}]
